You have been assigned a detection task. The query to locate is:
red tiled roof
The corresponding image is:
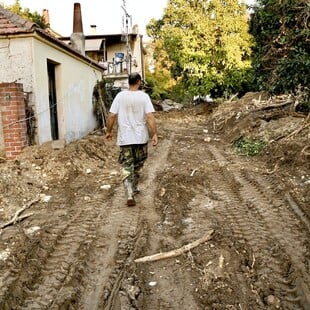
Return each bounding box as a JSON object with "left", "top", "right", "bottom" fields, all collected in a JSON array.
[{"left": 0, "top": 5, "right": 36, "bottom": 35}]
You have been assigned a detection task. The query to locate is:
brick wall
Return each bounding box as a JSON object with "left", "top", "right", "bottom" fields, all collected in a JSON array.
[{"left": 0, "top": 83, "right": 28, "bottom": 160}]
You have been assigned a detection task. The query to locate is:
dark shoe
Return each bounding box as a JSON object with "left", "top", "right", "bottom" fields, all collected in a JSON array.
[{"left": 127, "top": 198, "right": 136, "bottom": 207}]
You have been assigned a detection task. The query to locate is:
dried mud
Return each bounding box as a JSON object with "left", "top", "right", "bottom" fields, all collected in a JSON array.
[{"left": 0, "top": 93, "right": 309, "bottom": 309}]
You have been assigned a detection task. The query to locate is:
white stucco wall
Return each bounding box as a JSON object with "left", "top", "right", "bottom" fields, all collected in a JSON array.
[
  {"left": 0, "top": 37, "right": 33, "bottom": 150},
  {"left": 0, "top": 34, "right": 103, "bottom": 145},
  {"left": 32, "top": 38, "right": 102, "bottom": 144},
  {"left": 0, "top": 37, "right": 34, "bottom": 91}
]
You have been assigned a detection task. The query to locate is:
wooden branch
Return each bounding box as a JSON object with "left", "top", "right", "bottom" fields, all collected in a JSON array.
[
  {"left": 0, "top": 197, "right": 39, "bottom": 229},
  {"left": 283, "top": 122, "right": 310, "bottom": 141},
  {"left": 98, "top": 88, "right": 109, "bottom": 128},
  {"left": 253, "top": 98, "right": 293, "bottom": 112},
  {"left": 1, "top": 213, "right": 34, "bottom": 229},
  {"left": 301, "top": 145, "right": 310, "bottom": 156},
  {"left": 134, "top": 230, "right": 214, "bottom": 263},
  {"left": 267, "top": 162, "right": 279, "bottom": 175}
]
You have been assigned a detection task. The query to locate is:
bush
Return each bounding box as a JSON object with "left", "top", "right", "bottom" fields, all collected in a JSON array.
[
  {"left": 234, "top": 137, "right": 267, "bottom": 156},
  {"left": 250, "top": 0, "right": 310, "bottom": 95}
]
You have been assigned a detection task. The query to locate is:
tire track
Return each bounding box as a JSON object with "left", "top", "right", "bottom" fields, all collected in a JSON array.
[
  {"left": 78, "top": 183, "right": 141, "bottom": 310},
  {"left": 150, "top": 132, "right": 263, "bottom": 309},
  {"left": 68, "top": 139, "right": 171, "bottom": 309},
  {"left": 80, "top": 137, "right": 175, "bottom": 309},
  {"left": 208, "top": 144, "right": 310, "bottom": 309},
  {"left": 19, "top": 177, "right": 109, "bottom": 309},
  {"left": 119, "top": 135, "right": 203, "bottom": 310},
  {"left": 238, "top": 170, "right": 310, "bottom": 307},
  {"left": 1, "top": 138, "right": 172, "bottom": 309},
  {"left": 0, "top": 206, "right": 79, "bottom": 308},
  {"left": 1, "top": 117, "right": 308, "bottom": 309},
  {"left": 0, "top": 175, "right": 110, "bottom": 309}
]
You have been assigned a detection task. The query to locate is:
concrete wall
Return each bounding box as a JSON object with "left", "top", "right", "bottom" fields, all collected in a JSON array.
[{"left": 0, "top": 34, "right": 103, "bottom": 145}]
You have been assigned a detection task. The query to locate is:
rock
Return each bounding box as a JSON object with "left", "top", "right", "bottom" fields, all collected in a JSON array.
[{"left": 266, "top": 295, "right": 281, "bottom": 308}]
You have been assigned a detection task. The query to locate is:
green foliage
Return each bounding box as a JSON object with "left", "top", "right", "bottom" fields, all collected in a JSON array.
[
  {"left": 147, "top": 0, "right": 254, "bottom": 100},
  {"left": 234, "top": 136, "right": 267, "bottom": 156},
  {"left": 4, "top": 0, "right": 48, "bottom": 29},
  {"left": 249, "top": 0, "right": 310, "bottom": 95},
  {"left": 145, "top": 40, "right": 177, "bottom": 100}
]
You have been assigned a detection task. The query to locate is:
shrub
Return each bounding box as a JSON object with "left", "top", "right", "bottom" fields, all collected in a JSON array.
[{"left": 234, "top": 137, "right": 267, "bottom": 156}]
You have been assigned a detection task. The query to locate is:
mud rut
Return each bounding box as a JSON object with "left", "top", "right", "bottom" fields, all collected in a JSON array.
[{"left": 0, "top": 117, "right": 309, "bottom": 310}]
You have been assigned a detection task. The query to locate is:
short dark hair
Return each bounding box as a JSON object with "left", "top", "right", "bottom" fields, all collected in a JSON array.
[{"left": 128, "top": 72, "right": 142, "bottom": 86}]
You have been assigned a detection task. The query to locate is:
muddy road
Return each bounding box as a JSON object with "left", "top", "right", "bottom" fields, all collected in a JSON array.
[{"left": 0, "top": 97, "right": 309, "bottom": 309}]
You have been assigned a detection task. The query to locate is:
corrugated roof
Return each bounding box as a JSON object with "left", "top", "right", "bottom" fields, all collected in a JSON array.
[
  {"left": 85, "top": 38, "right": 104, "bottom": 51},
  {"left": 61, "top": 38, "right": 105, "bottom": 51}
]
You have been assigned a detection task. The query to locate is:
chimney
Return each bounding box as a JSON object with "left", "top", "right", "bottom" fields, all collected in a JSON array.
[
  {"left": 132, "top": 24, "right": 139, "bottom": 34},
  {"left": 70, "top": 3, "right": 85, "bottom": 55},
  {"left": 42, "top": 9, "right": 50, "bottom": 27},
  {"left": 90, "top": 25, "right": 97, "bottom": 35}
]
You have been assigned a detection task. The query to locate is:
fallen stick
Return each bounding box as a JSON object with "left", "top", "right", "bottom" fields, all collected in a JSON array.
[
  {"left": 0, "top": 197, "right": 39, "bottom": 229},
  {"left": 134, "top": 229, "right": 214, "bottom": 263},
  {"left": 267, "top": 161, "right": 279, "bottom": 175},
  {"left": 283, "top": 122, "right": 310, "bottom": 141},
  {"left": 301, "top": 145, "right": 310, "bottom": 156},
  {"left": 256, "top": 99, "right": 293, "bottom": 111},
  {"left": 1, "top": 213, "right": 34, "bottom": 229}
]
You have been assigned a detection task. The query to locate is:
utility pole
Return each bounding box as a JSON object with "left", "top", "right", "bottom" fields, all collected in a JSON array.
[{"left": 121, "top": 0, "right": 132, "bottom": 74}]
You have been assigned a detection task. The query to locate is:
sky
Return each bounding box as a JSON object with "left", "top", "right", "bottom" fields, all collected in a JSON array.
[
  {"left": 1, "top": 0, "right": 256, "bottom": 37},
  {"left": 1, "top": 0, "right": 169, "bottom": 37}
]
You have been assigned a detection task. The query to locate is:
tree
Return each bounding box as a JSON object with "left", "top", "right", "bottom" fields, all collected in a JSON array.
[
  {"left": 4, "top": 0, "right": 48, "bottom": 29},
  {"left": 145, "top": 38, "right": 177, "bottom": 100},
  {"left": 147, "top": 0, "right": 253, "bottom": 100},
  {"left": 249, "top": 0, "right": 310, "bottom": 95}
]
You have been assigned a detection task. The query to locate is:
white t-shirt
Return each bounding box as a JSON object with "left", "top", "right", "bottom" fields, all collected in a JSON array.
[{"left": 109, "top": 90, "right": 155, "bottom": 146}]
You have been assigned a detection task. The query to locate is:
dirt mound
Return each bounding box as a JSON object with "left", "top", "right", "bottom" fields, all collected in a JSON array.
[
  {"left": 0, "top": 130, "right": 120, "bottom": 221},
  {"left": 205, "top": 92, "right": 309, "bottom": 218}
]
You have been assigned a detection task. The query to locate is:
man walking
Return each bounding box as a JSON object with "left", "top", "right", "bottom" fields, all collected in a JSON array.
[{"left": 105, "top": 72, "right": 158, "bottom": 206}]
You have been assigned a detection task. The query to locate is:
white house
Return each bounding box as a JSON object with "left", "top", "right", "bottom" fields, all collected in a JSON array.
[{"left": 0, "top": 4, "right": 104, "bottom": 159}]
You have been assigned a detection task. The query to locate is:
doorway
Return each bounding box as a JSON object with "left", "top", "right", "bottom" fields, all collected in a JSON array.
[{"left": 47, "top": 61, "right": 59, "bottom": 140}]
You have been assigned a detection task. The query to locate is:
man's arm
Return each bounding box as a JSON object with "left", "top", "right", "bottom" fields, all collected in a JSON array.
[
  {"left": 146, "top": 112, "right": 158, "bottom": 146},
  {"left": 105, "top": 112, "right": 117, "bottom": 141}
]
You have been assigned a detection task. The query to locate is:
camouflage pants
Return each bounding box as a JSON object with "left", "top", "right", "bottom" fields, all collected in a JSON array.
[{"left": 118, "top": 144, "right": 148, "bottom": 187}]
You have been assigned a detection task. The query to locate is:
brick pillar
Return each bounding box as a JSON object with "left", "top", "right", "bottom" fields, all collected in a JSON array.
[{"left": 0, "top": 83, "right": 28, "bottom": 160}]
